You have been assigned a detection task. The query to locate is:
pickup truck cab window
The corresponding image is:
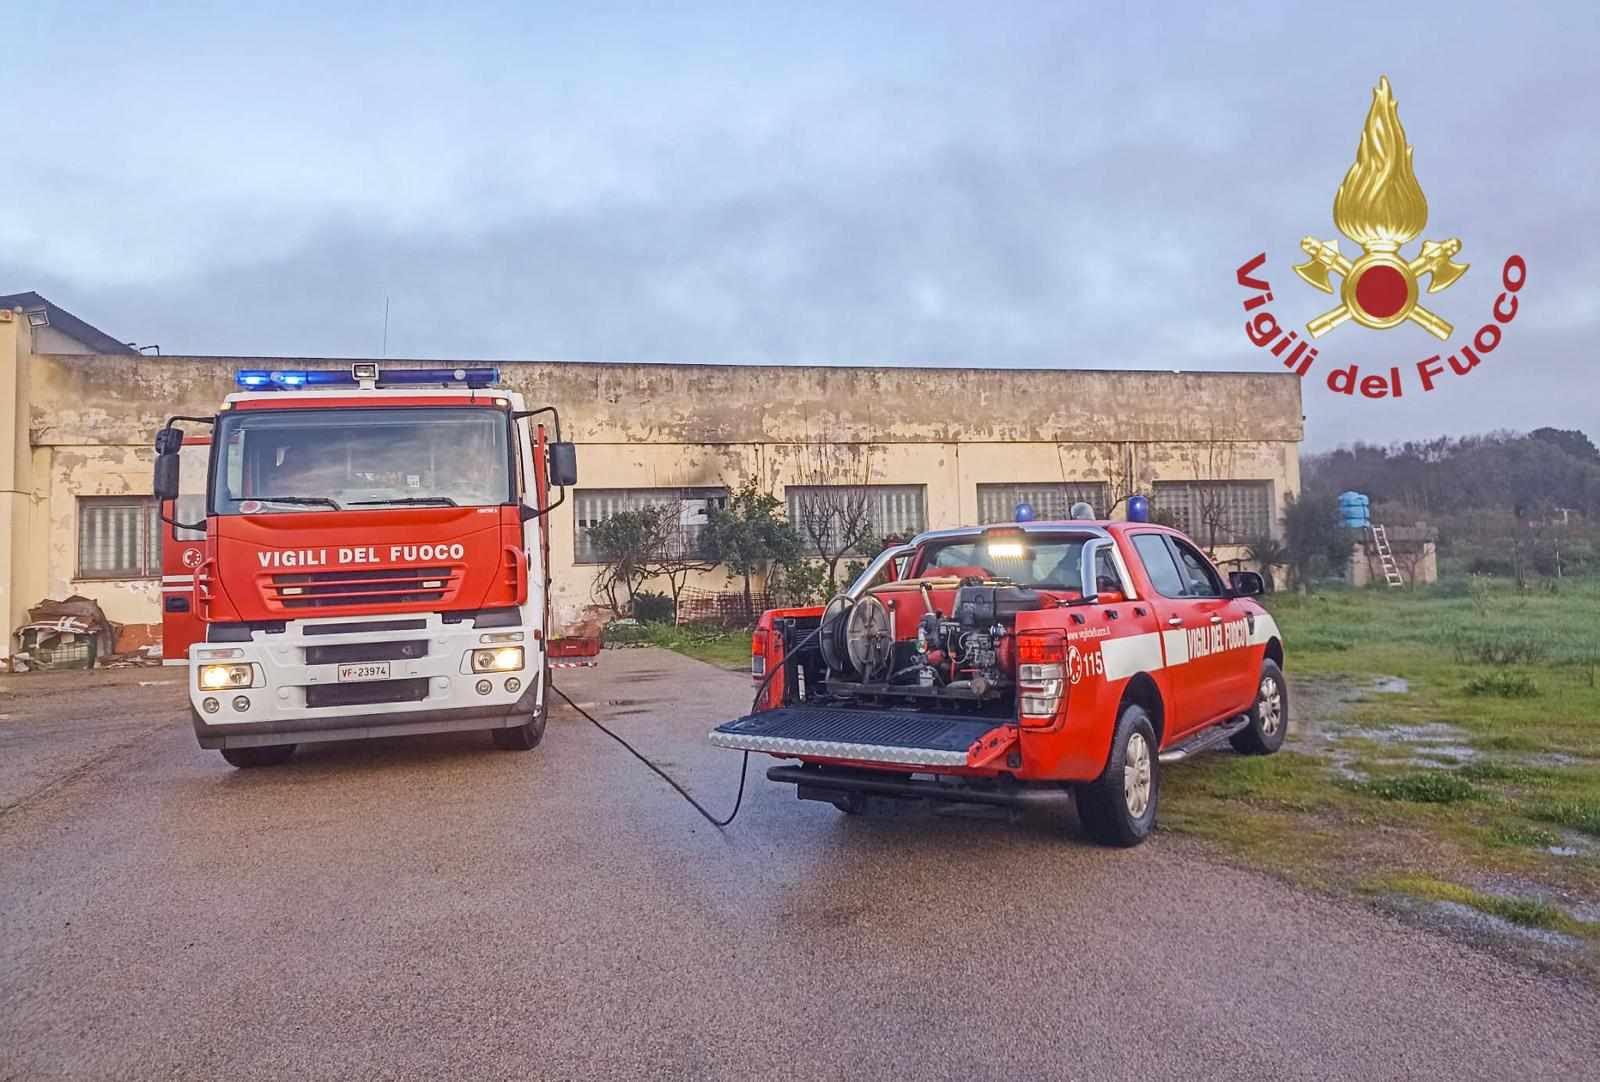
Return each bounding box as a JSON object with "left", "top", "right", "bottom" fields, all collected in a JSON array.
[
  {"left": 1170, "top": 537, "right": 1225, "bottom": 598},
  {"left": 1131, "top": 533, "right": 1186, "bottom": 597}
]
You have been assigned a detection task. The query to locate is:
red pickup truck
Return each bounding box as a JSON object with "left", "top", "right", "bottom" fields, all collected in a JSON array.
[{"left": 709, "top": 520, "right": 1285, "bottom": 846}]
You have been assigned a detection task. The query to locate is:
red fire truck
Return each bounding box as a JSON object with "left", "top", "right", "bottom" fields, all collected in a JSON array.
[
  {"left": 152, "top": 363, "right": 579, "bottom": 768},
  {"left": 710, "top": 518, "right": 1285, "bottom": 846}
]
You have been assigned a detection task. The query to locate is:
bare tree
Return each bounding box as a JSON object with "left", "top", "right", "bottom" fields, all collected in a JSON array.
[
  {"left": 1079, "top": 441, "right": 1138, "bottom": 517},
  {"left": 791, "top": 440, "right": 876, "bottom": 592},
  {"left": 1182, "top": 427, "right": 1242, "bottom": 556}
]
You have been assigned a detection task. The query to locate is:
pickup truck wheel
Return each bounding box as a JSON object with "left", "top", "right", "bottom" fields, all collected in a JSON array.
[
  {"left": 220, "top": 745, "right": 295, "bottom": 769},
  {"left": 492, "top": 704, "right": 547, "bottom": 751},
  {"left": 1230, "top": 659, "right": 1288, "bottom": 756},
  {"left": 1076, "top": 704, "right": 1159, "bottom": 847}
]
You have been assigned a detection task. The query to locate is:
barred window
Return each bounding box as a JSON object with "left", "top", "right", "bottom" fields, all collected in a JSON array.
[
  {"left": 977, "top": 482, "right": 1111, "bottom": 524},
  {"left": 1150, "top": 481, "right": 1273, "bottom": 545},
  {"left": 785, "top": 484, "right": 926, "bottom": 555},
  {"left": 573, "top": 487, "right": 728, "bottom": 564},
  {"left": 78, "top": 497, "right": 161, "bottom": 579}
]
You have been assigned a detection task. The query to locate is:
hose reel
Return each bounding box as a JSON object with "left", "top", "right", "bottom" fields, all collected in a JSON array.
[{"left": 819, "top": 593, "right": 893, "bottom": 682}]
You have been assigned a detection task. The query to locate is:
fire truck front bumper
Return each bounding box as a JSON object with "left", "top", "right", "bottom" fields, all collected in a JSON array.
[{"left": 187, "top": 613, "right": 544, "bottom": 749}]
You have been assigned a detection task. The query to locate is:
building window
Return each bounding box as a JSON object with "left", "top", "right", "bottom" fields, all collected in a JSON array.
[
  {"left": 573, "top": 487, "right": 728, "bottom": 564},
  {"left": 976, "top": 482, "right": 1111, "bottom": 524},
  {"left": 784, "top": 484, "right": 926, "bottom": 554},
  {"left": 78, "top": 497, "right": 161, "bottom": 579},
  {"left": 1151, "top": 481, "right": 1272, "bottom": 546}
]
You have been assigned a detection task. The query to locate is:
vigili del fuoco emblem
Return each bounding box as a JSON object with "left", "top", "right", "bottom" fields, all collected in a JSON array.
[{"left": 1292, "top": 76, "right": 1469, "bottom": 340}]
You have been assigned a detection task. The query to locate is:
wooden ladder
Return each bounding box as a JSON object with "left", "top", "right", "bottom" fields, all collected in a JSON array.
[{"left": 1371, "top": 524, "right": 1404, "bottom": 588}]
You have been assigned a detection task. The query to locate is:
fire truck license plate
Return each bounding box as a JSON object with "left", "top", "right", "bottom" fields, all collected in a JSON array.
[{"left": 337, "top": 662, "right": 391, "bottom": 682}]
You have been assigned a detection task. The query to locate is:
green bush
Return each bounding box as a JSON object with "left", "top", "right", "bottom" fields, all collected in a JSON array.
[
  {"left": 1360, "top": 771, "right": 1480, "bottom": 804},
  {"left": 1463, "top": 671, "right": 1540, "bottom": 698},
  {"left": 632, "top": 591, "right": 675, "bottom": 624}
]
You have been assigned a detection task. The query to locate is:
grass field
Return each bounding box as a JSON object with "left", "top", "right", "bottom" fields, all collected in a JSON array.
[
  {"left": 1164, "top": 578, "right": 1600, "bottom": 969},
  {"left": 638, "top": 579, "right": 1600, "bottom": 970}
]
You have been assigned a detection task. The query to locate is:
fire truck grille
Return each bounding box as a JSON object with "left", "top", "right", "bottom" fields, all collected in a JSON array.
[
  {"left": 305, "top": 677, "right": 430, "bottom": 709},
  {"left": 265, "top": 566, "right": 463, "bottom": 610}
]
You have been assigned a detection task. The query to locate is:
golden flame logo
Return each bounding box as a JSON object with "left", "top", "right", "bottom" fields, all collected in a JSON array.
[
  {"left": 1332, "top": 77, "right": 1427, "bottom": 250},
  {"left": 1293, "top": 76, "right": 1468, "bottom": 339}
]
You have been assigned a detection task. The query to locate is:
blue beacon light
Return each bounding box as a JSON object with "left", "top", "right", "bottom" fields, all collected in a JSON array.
[
  {"left": 1127, "top": 494, "right": 1150, "bottom": 522},
  {"left": 1014, "top": 501, "right": 1036, "bottom": 522}
]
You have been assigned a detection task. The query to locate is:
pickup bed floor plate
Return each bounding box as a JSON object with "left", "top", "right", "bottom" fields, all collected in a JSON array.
[{"left": 709, "top": 706, "right": 1003, "bottom": 767}]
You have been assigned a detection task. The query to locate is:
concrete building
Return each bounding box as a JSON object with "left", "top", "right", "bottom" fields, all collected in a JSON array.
[{"left": 0, "top": 309, "right": 1302, "bottom": 646}]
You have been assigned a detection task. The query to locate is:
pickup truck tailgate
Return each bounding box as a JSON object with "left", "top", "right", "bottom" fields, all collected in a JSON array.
[{"left": 709, "top": 706, "right": 1007, "bottom": 767}]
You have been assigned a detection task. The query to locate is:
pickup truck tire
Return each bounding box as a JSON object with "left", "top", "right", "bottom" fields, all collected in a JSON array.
[
  {"left": 220, "top": 744, "right": 296, "bottom": 768},
  {"left": 492, "top": 705, "right": 547, "bottom": 751},
  {"left": 1076, "top": 704, "right": 1159, "bottom": 847},
  {"left": 1230, "top": 659, "right": 1288, "bottom": 756}
]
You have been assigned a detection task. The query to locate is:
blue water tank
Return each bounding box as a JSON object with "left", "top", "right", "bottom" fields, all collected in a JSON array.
[{"left": 1338, "top": 491, "right": 1370, "bottom": 528}]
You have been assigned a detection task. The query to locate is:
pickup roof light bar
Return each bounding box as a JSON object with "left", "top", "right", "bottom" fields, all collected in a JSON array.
[{"left": 235, "top": 365, "right": 501, "bottom": 390}]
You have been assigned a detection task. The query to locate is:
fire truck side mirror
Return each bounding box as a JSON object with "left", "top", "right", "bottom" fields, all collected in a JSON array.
[
  {"left": 154, "top": 426, "right": 184, "bottom": 455},
  {"left": 153, "top": 451, "right": 180, "bottom": 501},
  {"left": 548, "top": 442, "right": 578, "bottom": 488}
]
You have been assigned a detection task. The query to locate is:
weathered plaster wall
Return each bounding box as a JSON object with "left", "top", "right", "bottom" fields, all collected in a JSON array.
[{"left": 17, "top": 352, "right": 1303, "bottom": 633}]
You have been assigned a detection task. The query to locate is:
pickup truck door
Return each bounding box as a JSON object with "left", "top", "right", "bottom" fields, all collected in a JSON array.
[
  {"left": 1163, "top": 534, "right": 1255, "bottom": 725},
  {"left": 1127, "top": 532, "right": 1212, "bottom": 736}
]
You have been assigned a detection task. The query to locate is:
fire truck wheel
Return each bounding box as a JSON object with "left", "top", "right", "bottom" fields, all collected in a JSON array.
[
  {"left": 1230, "top": 659, "right": 1288, "bottom": 756},
  {"left": 1076, "top": 704, "right": 1159, "bottom": 847},
  {"left": 219, "top": 744, "right": 296, "bottom": 769},
  {"left": 491, "top": 706, "right": 547, "bottom": 751}
]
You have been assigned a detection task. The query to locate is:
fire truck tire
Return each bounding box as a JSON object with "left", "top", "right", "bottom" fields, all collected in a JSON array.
[
  {"left": 1230, "top": 660, "right": 1288, "bottom": 756},
  {"left": 219, "top": 745, "right": 296, "bottom": 769},
  {"left": 1075, "top": 705, "right": 1159, "bottom": 847},
  {"left": 491, "top": 706, "right": 547, "bottom": 751}
]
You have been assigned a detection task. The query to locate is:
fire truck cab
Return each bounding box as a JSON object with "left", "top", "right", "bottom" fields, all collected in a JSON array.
[
  {"left": 710, "top": 518, "right": 1286, "bottom": 846},
  {"left": 152, "top": 364, "right": 577, "bottom": 768}
]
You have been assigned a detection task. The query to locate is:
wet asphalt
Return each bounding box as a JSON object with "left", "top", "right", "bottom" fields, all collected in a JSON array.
[{"left": 2, "top": 649, "right": 1597, "bottom": 1081}]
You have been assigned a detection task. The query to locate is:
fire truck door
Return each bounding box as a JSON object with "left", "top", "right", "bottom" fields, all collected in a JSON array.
[
  {"left": 160, "top": 440, "right": 210, "bottom": 663},
  {"left": 1128, "top": 532, "right": 1222, "bottom": 737}
]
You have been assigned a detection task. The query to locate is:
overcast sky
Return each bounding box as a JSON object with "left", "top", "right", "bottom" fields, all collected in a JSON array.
[{"left": 2, "top": 1, "right": 1595, "bottom": 449}]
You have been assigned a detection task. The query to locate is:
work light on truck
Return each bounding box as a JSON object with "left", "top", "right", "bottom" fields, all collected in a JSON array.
[
  {"left": 1016, "top": 632, "right": 1066, "bottom": 726},
  {"left": 471, "top": 646, "right": 525, "bottom": 673}
]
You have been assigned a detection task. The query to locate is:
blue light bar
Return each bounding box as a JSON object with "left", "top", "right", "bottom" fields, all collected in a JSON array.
[
  {"left": 234, "top": 367, "right": 500, "bottom": 389},
  {"left": 381, "top": 367, "right": 500, "bottom": 386}
]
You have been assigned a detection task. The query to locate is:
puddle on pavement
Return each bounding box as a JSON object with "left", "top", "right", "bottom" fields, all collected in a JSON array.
[{"left": 1372, "top": 676, "right": 1409, "bottom": 694}]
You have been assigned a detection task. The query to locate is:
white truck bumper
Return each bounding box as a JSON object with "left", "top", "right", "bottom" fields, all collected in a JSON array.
[{"left": 187, "top": 612, "right": 544, "bottom": 749}]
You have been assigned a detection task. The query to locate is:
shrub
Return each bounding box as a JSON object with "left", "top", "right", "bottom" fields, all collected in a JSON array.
[
  {"left": 1463, "top": 671, "right": 1540, "bottom": 698},
  {"left": 1360, "top": 771, "right": 1480, "bottom": 804},
  {"left": 1530, "top": 798, "right": 1600, "bottom": 837},
  {"left": 631, "top": 591, "right": 675, "bottom": 624},
  {"left": 1450, "top": 632, "right": 1550, "bottom": 666}
]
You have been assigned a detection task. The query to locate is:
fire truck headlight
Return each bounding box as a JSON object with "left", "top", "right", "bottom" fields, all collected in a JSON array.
[
  {"left": 199, "top": 663, "right": 254, "bottom": 690},
  {"left": 472, "top": 647, "right": 524, "bottom": 673}
]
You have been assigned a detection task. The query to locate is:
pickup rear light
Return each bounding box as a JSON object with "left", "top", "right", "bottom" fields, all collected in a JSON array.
[
  {"left": 751, "top": 630, "right": 768, "bottom": 680},
  {"left": 1016, "top": 631, "right": 1066, "bottom": 727}
]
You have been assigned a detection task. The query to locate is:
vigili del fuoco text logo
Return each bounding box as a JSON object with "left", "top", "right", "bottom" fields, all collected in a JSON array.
[{"left": 1235, "top": 76, "right": 1526, "bottom": 400}]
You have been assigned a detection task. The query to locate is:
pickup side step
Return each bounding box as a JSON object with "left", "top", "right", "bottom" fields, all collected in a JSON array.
[
  {"left": 709, "top": 706, "right": 1005, "bottom": 768},
  {"left": 1158, "top": 716, "right": 1251, "bottom": 764}
]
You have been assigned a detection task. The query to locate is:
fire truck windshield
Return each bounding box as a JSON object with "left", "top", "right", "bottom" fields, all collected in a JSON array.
[{"left": 210, "top": 406, "right": 513, "bottom": 515}]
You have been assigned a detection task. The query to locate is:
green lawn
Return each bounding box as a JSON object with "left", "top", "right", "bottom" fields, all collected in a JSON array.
[{"left": 1164, "top": 578, "right": 1600, "bottom": 968}]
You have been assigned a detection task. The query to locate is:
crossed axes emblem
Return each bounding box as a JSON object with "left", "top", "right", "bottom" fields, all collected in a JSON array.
[{"left": 1294, "top": 236, "right": 1469, "bottom": 340}]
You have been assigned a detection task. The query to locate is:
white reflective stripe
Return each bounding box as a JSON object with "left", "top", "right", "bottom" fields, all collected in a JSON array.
[
  {"left": 1247, "top": 612, "right": 1281, "bottom": 646},
  {"left": 1100, "top": 631, "right": 1164, "bottom": 681},
  {"left": 162, "top": 575, "right": 194, "bottom": 583},
  {"left": 161, "top": 586, "right": 193, "bottom": 593},
  {"left": 1161, "top": 628, "right": 1190, "bottom": 667}
]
